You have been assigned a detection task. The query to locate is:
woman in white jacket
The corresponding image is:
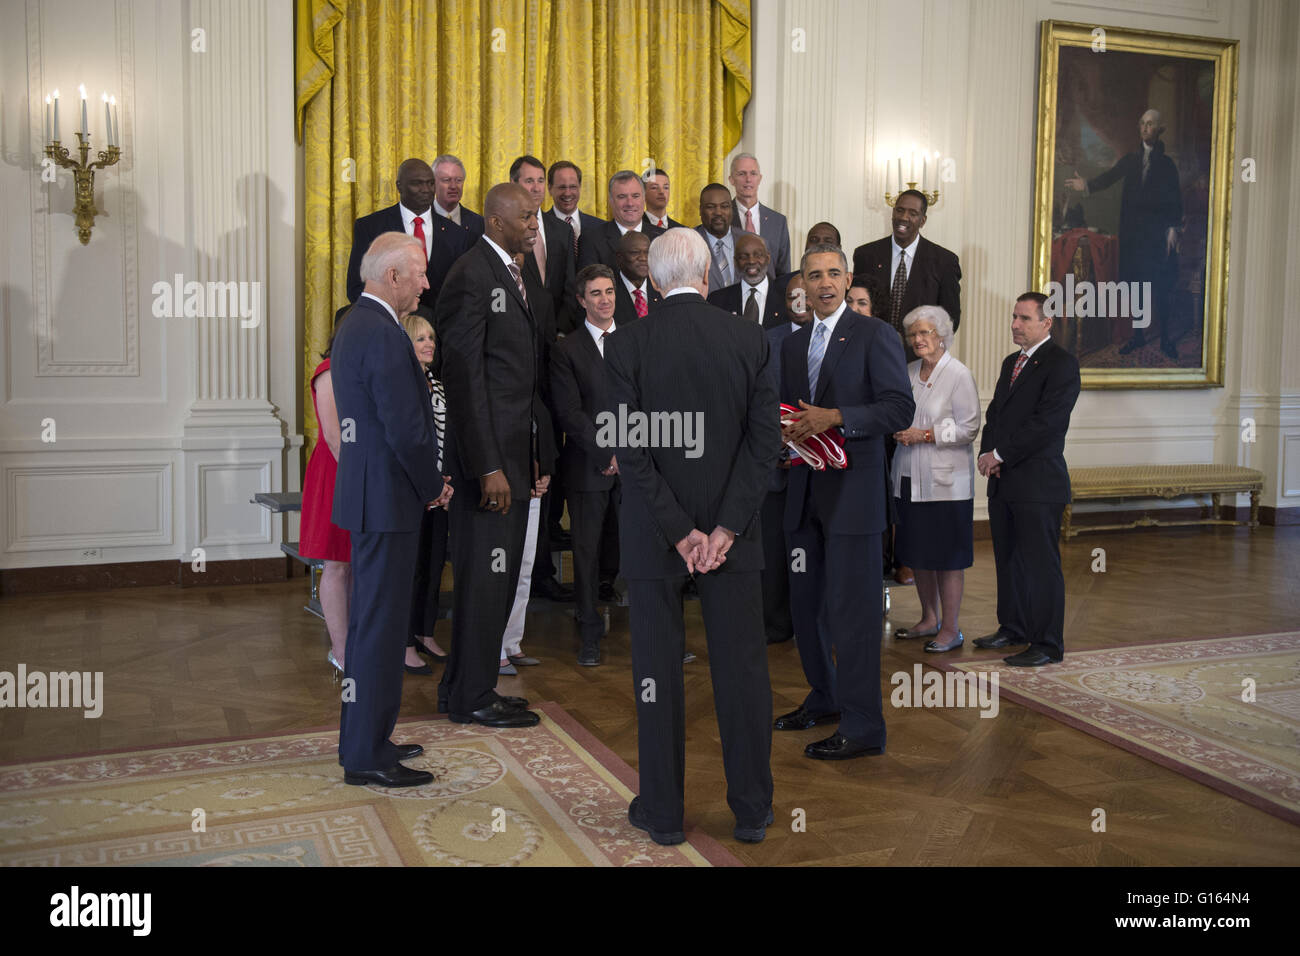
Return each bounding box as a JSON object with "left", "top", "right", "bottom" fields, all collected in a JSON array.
[{"left": 891, "top": 305, "right": 980, "bottom": 653}]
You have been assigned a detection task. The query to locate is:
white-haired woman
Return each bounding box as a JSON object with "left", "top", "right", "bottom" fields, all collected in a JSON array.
[{"left": 891, "top": 305, "right": 979, "bottom": 652}]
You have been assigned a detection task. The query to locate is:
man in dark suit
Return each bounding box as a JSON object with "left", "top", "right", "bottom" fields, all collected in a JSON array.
[
  {"left": 511, "top": 154, "right": 579, "bottom": 335},
  {"left": 435, "top": 183, "right": 554, "bottom": 728},
  {"left": 345, "top": 158, "right": 472, "bottom": 311},
  {"left": 758, "top": 274, "right": 813, "bottom": 645},
  {"left": 851, "top": 189, "right": 962, "bottom": 346},
  {"left": 730, "top": 153, "right": 791, "bottom": 277},
  {"left": 779, "top": 244, "right": 914, "bottom": 760},
  {"left": 605, "top": 227, "right": 781, "bottom": 845},
  {"left": 545, "top": 160, "right": 604, "bottom": 260},
  {"left": 974, "top": 292, "right": 1081, "bottom": 666},
  {"left": 644, "top": 167, "right": 684, "bottom": 231},
  {"left": 577, "top": 170, "right": 665, "bottom": 271},
  {"left": 1064, "top": 108, "right": 1183, "bottom": 359},
  {"left": 432, "top": 154, "right": 485, "bottom": 239},
  {"left": 612, "top": 231, "right": 662, "bottom": 325},
  {"left": 331, "top": 232, "right": 450, "bottom": 787},
  {"left": 707, "top": 233, "right": 790, "bottom": 329},
  {"left": 697, "top": 183, "right": 746, "bottom": 294},
  {"left": 551, "top": 264, "right": 623, "bottom": 665}
]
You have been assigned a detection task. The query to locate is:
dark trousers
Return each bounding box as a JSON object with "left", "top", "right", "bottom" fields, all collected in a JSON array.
[
  {"left": 760, "top": 488, "right": 793, "bottom": 642},
  {"left": 439, "top": 488, "right": 529, "bottom": 714},
  {"left": 339, "top": 527, "right": 420, "bottom": 772},
  {"left": 569, "top": 484, "right": 618, "bottom": 643},
  {"left": 534, "top": 488, "right": 557, "bottom": 584},
  {"left": 787, "top": 490, "right": 885, "bottom": 746},
  {"left": 627, "top": 572, "right": 773, "bottom": 832},
  {"left": 988, "top": 496, "right": 1066, "bottom": 660},
  {"left": 409, "top": 505, "right": 449, "bottom": 638}
]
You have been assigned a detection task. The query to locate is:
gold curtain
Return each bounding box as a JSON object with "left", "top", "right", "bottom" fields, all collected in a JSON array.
[{"left": 295, "top": 0, "right": 752, "bottom": 447}]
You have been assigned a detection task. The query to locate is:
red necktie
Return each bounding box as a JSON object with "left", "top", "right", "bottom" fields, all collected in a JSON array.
[
  {"left": 1010, "top": 351, "right": 1029, "bottom": 385},
  {"left": 744, "top": 208, "right": 756, "bottom": 233},
  {"left": 412, "top": 215, "right": 427, "bottom": 257},
  {"left": 633, "top": 288, "right": 648, "bottom": 318}
]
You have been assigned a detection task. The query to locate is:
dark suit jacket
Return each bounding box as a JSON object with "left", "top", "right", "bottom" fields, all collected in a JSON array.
[
  {"left": 604, "top": 292, "right": 781, "bottom": 579},
  {"left": 435, "top": 239, "right": 552, "bottom": 501},
  {"left": 546, "top": 207, "right": 605, "bottom": 253},
  {"left": 696, "top": 224, "right": 747, "bottom": 293},
  {"left": 851, "top": 235, "right": 963, "bottom": 332},
  {"left": 764, "top": 322, "right": 798, "bottom": 492},
  {"left": 643, "top": 213, "right": 684, "bottom": 231},
  {"left": 346, "top": 204, "right": 472, "bottom": 311},
  {"left": 708, "top": 273, "right": 791, "bottom": 330},
  {"left": 780, "top": 309, "right": 914, "bottom": 535},
  {"left": 577, "top": 219, "right": 665, "bottom": 271},
  {"left": 450, "top": 205, "right": 485, "bottom": 240},
  {"left": 613, "top": 276, "right": 662, "bottom": 327},
  {"left": 329, "top": 295, "right": 442, "bottom": 533},
  {"left": 550, "top": 327, "right": 616, "bottom": 493},
  {"left": 522, "top": 213, "right": 579, "bottom": 335},
  {"left": 980, "top": 339, "right": 1080, "bottom": 504}
]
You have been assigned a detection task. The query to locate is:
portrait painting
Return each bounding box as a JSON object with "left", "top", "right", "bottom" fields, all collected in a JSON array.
[{"left": 1032, "top": 21, "right": 1238, "bottom": 388}]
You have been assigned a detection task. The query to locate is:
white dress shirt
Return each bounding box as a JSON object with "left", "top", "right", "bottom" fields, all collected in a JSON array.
[
  {"left": 399, "top": 204, "right": 432, "bottom": 259},
  {"left": 585, "top": 318, "right": 617, "bottom": 357},
  {"left": 433, "top": 199, "right": 461, "bottom": 226},
  {"left": 735, "top": 198, "right": 761, "bottom": 233},
  {"left": 891, "top": 235, "right": 918, "bottom": 285},
  {"left": 554, "top": 208, "right": 582, "bottom": 240},
  {"left": 615, "top": 219, "right": 643, "bottom": 237},
  {"left": 621, "top": 271, "right": 650, "bottom": 302},
  {"left": 808, "top": 301, "right": 847, "bottom": 369},
  {"left": 482, "top": 234, "right": 515, "bottom": 269},
  {"left": 740, "top": 275, "right": 768, "bottom": 321}
]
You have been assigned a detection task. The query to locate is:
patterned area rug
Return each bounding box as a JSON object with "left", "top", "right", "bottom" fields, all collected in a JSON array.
[
  {"left": 944, "top": 632, "right": 1300, "bottom": 824},
  {"left": 0, "top": 703, "right": 739, "bottom": 866}
]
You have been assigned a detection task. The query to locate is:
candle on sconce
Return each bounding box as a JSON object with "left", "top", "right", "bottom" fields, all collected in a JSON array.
[
  {"left": 896, "top": 157, "right": 902, "bottom": 193},
  {"left": 922, "top": 155, "right": 928, "bottom": 191},
  {"left": 52, "top": 89, "right": 60, "bottom": 141},
  {"left": 110, "top": 95, "right": 118, "bottom": 147},
  {"left": 79, "top": 84, "right": 88, "bottom": 137},
  {"left": 44, "top": 95, "right": 51, "bottom": 145},
  {"left": 102, "top": 93, "right": 111, "bottom": 147}
]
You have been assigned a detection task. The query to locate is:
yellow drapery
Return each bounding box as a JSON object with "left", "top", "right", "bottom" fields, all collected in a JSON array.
[{"left": 295, "top": 0, "right": 751, "bottom": 447}]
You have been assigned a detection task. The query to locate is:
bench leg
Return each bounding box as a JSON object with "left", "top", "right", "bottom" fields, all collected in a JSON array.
[
  {"left": 1061, "top": 503, "right": 1073, "bottom": 539},
  {"left": 1250, "top": 490, "right": 1260, "bottom": 529},
  {"left": 1211, "top": 492, "right": 1221, "bottom": 520}
]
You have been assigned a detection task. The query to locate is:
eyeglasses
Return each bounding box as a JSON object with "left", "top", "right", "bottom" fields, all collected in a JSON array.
[{"left": 905, "top": 329, "right": 940, "bottom": 340}]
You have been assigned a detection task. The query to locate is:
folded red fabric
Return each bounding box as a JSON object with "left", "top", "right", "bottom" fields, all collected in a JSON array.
[{"left": 779, "top": 403, "right": 848, "bottom": 470}]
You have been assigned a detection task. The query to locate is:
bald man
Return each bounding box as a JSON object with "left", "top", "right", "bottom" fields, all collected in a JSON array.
[
  {"left": 436, "top": 182, "right": 556, "bottom": 729},
  {"left": 1065, "top": 108, "right": 1183, "bottom": 360},
  {"left": 346, "top": 158, "right": 473, "bottom": 310},
  {"left": 707, "top": 232, "right": 790, "bottom": 329}
]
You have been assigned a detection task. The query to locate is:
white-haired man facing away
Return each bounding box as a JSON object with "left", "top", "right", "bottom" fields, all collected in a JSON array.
[{"left": 603, "top": 226, "right": 783, "bottom": 846}]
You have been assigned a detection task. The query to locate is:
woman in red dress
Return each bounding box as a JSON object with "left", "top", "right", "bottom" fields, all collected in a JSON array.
[{"left": 300, "top": 336, "right": 352, "bottom": 673}]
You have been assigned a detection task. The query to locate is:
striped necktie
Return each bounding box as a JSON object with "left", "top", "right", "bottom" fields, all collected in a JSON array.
[
  {"left": 808, "top": 321, "right": 828, "bottom": 396},
  {"left": 1010, "top": 350, "right": 1029, "bottom": 385}
]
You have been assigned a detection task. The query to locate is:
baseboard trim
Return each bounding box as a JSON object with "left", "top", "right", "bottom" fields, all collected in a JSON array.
[
  {"left": 972, "top": 503, "right": 1296, "bottom": 539},
  {"left": 0, "top": 557, "right": 299, "bottom": 596}
]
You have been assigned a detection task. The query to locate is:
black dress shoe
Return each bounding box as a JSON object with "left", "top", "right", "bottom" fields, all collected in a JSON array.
[
  {"left": 343, "top": 763, "right": 434, "bottom": 787},
  {"left": 734, "top": 808, "right": 775, "bottom": 843},
  {"left": 628, "top": 796, "right": 685, "bottom": 846},
  {"left": 404, "top": 662, "right": 433, "bottom": 675},
  {"left": 598, "top": 581, "right": 620, "bottom": 602},
  {"left": 499, "top": 695, "right": 530, "bottom": 708},
  {"left": 531, "top": 577, "right": 574, "bottom": 602},
  {"left": 394, "top": 743, "right": 424, "bottom": 761},
  {"left": 1004, "top": 648, "right": 1057, "bottom": 667},
  {"left": 804, "top": 733, "right": 884, "bottom": 760},
  {"left": 449, "top": 700, "right": 541, "bottom": 727},
  {"left": 411, "top": 639, "right": 447, "bottom": 663},
  {"left": 973, "top": 629, "right": 1020, "bottom": 649},
  {"left": 773, "top": 706, "right": 841, "bottom": 731},
  {"left": 766, "top": 630, "right": 794, "bottom": 645}
]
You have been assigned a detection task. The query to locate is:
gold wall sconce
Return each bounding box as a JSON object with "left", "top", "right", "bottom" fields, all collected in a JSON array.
[
  {"left": 884, "top": 146, "right": 942, "bottom": 209},
  {"left": 43, "top": 86, "right": 121, "bottom": 245}
]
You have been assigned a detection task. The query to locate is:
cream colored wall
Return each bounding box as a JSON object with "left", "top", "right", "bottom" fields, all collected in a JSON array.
[
  {"left": 0, "top": 0, "right": 300, "bottom": 570},
  {"left": 739, "top": 0, "right": 1300, "bottom": 518}
]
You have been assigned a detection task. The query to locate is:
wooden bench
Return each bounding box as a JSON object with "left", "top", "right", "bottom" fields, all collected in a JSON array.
[{"left": 1063, "top": 464, "right": 1263, "bottom": 538}]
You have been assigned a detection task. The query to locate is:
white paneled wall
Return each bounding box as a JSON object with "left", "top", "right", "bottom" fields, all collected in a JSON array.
[
  {"left": 0, "top": 0, "right": 300, "bottom": 571},
  {"left": 739, "top": 0, "right": 1300, "bottom": 519}
]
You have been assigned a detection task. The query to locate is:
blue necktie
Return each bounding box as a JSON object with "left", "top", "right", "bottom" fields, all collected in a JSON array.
[{"left": 808, "top": 321, "right": 828, "bottom": 397}]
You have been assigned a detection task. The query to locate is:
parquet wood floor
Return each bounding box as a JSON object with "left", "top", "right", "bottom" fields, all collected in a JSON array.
[{"left": 2, "top": 525, "right": 1297, "bottom": 865}]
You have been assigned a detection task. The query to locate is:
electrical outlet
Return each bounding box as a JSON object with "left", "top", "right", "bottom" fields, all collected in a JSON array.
[{"left": 80, "top": 548, "right": 102, "bottom": 559}]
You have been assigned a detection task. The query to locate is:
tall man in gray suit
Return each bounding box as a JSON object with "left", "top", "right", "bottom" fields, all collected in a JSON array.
[
  {"left": 697, "top": 183, "right": 746, "bottom": 294},
  {"left": 605, "top": 227, "right": 782, "bottom": 846},
  {"left": 730, "top": 153, "right": 791, "bottom": 278}
]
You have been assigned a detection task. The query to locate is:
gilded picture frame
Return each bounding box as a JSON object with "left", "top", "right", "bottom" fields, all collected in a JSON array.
[{"left": 1032, "top": 20, "right": 1238, "bottom": 389}]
